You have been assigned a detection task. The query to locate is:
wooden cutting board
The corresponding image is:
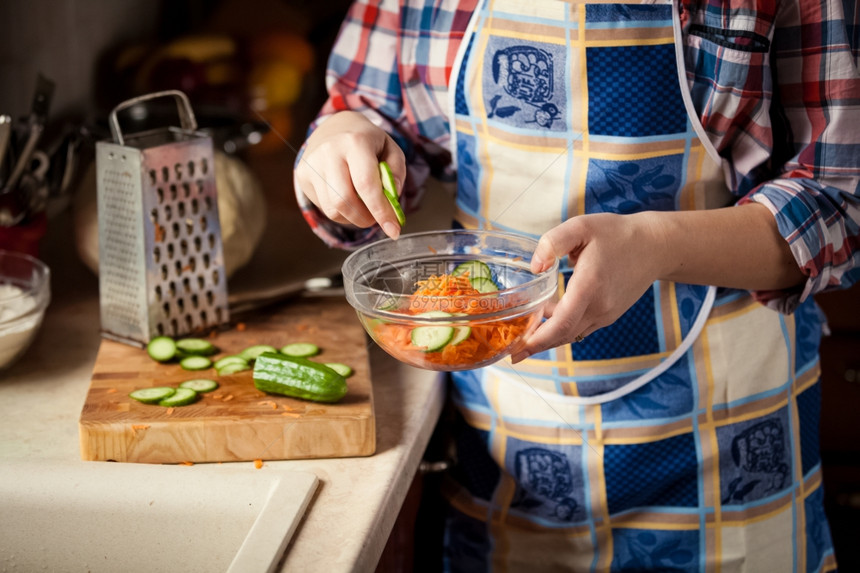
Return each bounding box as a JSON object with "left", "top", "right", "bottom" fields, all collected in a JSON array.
[{"left": 79, "top": 297, "right": 375, "bottom": 464}]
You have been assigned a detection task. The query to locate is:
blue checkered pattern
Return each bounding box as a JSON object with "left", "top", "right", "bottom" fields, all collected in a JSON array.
[
  {"left": 604, "top": 433, "right": 699, "bottom": 514},
  {"left": 587, "top": 44, "right": 688, "bottom": 137}
]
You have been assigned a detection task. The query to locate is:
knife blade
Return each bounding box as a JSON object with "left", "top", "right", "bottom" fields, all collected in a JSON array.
[{"left": 0, "top": 116, "right": 11, "bottom": 183}]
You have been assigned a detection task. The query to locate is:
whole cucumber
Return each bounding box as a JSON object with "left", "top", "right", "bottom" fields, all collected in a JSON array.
[{"left": 252, "top": 352, "right": 348, "bottom": 403}]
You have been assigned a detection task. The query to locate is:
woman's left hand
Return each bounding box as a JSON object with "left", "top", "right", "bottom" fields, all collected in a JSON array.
[{"left": 510, "top": 212, "right": 668, "bottom": 363}]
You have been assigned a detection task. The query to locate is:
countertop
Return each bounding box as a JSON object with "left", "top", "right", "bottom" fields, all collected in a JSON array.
[{"left": 0, "top": 198, "right": 450, "bottom": 571}]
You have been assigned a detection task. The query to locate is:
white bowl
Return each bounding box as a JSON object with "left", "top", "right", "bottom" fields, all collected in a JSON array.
[{"left": 0, "top": 250, "right": 50, "bottom": 370}]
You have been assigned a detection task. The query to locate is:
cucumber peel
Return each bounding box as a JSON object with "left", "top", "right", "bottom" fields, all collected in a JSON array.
[
  {"left": 254, "top": 353, "right": 348, "bottom": 403},
  {"left": 379, "top": 161, "right": 406, "bottom": 226}
]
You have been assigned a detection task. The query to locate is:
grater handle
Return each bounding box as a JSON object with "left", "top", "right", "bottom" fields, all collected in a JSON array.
[{"left": 108, "top": 90, "right": 198, "bottom": 146}]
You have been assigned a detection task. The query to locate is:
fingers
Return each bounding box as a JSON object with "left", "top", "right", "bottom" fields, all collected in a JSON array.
[
  {"left": 301, "top": 156, "right": 372, "bottom": 226},
  {"left": 349, "top": 139, "right": 406, "bottom": 239},
  {"left": 530, "top": 220, "right": 586, "bottom": 273},
  {"left": 296, "top": 131, "right": 406, "bottom": 239},
  {"left": 510, "top": 283, "right": 590, "bottom": 363}
]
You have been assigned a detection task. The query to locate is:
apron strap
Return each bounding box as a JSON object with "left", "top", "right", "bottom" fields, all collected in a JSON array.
[{"left": 489, "top": 285, "right": 717, "bottom": 405}]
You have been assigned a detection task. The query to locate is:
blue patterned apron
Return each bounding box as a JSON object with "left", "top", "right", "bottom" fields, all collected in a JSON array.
[{"left": 442, "top": 0, "right": 837, "bottom": 571}]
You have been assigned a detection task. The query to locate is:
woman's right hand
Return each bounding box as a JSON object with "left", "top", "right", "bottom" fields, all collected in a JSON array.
[{"left": 294, "top": 110, "right": 407, "bottom": 239}]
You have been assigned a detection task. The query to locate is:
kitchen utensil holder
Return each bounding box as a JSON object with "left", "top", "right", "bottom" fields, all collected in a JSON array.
[{"left": 96, "top": 90, "right": 229, "bottom": 347}]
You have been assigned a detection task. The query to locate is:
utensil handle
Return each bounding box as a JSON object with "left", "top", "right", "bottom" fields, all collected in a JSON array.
[{"left": 108, "top": 90, "right": 198, "bottom": 146}]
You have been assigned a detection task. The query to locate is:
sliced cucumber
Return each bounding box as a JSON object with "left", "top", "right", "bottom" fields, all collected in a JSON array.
[
  {"left": 323, "top": 362, "right": 353, "bottom": 377},
  {"left": 410, "top": 323, "right": 454, "bottom": 352},
  {"left": 213, "top": 355, "right": 248, "bottom": 370},
  {"left": 175, "top": 338, "right": 217, "bottom": 356},
  {"left": 280, "top": 342, "right": 320, "bottom": 358},
  {"left": 238, "top": 344, "right": 278, "bottom": 362},
  {"left": 217, "top": 362, "right": 251, "bottom": 375},
  {"left": 147, "top": 336, "right": 177, "bottom": 362},
  {"left": 129, "top": 386, "right": 176, "bottom": 404},
  {"left": 452, "top": 260, "right": 492, "bottom": 280},
  {"left": 158, "top": 387, "right": 198, "bottom": 407},
  {"left": 449, "top": 325, "right": 472, "bottom": 346},
  {"left": 179, "top": 355, "right": 212, "bottom": 371},
  {"left": 179, "top": 378, "right": 219, "bottom": 393},
  {"left": 379, "top": 161, "right": 406, "bottom": 226},
  {"left": 470, "top": 276, "right": 499, "bottom": 293}
]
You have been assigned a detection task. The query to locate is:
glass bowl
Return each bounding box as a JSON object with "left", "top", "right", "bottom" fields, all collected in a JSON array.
[
  {"left": 342, "top": 230, "right": 558, "bottom": 371},
  {"left": 0, "top": 250, "right": 51, "bottom": 370}
]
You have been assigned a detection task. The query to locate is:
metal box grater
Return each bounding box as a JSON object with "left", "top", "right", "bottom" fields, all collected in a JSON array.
[{"left": 96, "top": 90, "right": 229, "bottom": 347}]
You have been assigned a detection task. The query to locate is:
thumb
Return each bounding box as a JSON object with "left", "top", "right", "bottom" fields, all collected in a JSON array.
[{"left": 530, "top": 219, "right": 585, "bottom": 273}]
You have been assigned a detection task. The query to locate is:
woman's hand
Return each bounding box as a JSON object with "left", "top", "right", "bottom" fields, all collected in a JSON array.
[
  {"left": 510, "top": 212, "right": 668, "bottom": 363},
  {"left": 295, "top": 111, "right": 407, "bottom": 239},
  {"left": 509, "top": 204, "right": 805, "bottom": 362}
]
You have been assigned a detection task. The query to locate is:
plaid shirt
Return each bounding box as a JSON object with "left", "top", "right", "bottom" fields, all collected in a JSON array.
[{"left": 295, "top": 0, "right": 860, "bottom": 313}]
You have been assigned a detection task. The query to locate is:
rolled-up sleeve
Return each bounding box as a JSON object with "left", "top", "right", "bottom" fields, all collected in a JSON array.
[
  {"left": 737, "top": 0, "right": 860, "bottom": 313},
  {"left": 293, "top": 0, "right": 429, "bottom": 250}
]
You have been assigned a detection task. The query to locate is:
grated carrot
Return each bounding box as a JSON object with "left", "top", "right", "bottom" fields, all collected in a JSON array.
[
  {"left": 254, "top": 459, "right": 263, "bottom": 469},
  {"left": 236, "top": 322, "right": 247, "bottom": 332},
  {"left": 106, "top": 388, "right": 117, "bottom": 394},
  {"left": 374, "top": 271, "right": 535, "bottom": 368},
  {"left": 180, "top": 461, "right": 193, "bottom": 466},
  {"left": 131, "top": 424, "right": 150, "bottom": 430},
  {"left": 166, "top": 407, "right": 175, "bottom": 415},
  {"left": 223, "top": 394, "right": 234, "bottom": 402}
]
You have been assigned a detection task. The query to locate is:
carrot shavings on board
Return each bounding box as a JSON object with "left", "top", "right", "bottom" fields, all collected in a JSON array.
[
  {"left": 254, "top": 459, "right": 263, "bottom": 469},
  {"left": 236, "top": 323, "right": 247, "bottom": 332},
  {"left": 180, "top": 461, "right": 194, "bottom": 466}
]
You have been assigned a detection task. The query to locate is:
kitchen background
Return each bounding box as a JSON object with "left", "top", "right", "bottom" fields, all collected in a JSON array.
[{"left": 0, "top": 0, "right": 857, "bottom": 570}]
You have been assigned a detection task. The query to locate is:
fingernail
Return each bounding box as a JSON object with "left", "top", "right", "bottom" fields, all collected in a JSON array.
[
  {"left": 382, "top": 222, "right": 401, "bottom": 240},
  {"left": 530, "top": 254, "right": 546, "bottom": 273},
  {"left": 510, "top": 351, "right": 528, "bottom": 364}
]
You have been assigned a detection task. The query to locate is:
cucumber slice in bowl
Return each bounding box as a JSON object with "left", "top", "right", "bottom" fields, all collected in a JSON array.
[
  {"left": 470, "top": 276, "right": 499, "bottom": 293},
  {"left": 129, "top": 387, "right": 176, "bottom": 404},
  {"left": 449, "top": 325, "right": 472, "bottom": 346},
  {"left": 452, "top": 260, "right": 492, "bottom": 280},
  {"left": 410, "top": 311, "right": 456, "bottom": 352},
  {"left": 410, "top": 325, "right": 454, "bottom": 352}
]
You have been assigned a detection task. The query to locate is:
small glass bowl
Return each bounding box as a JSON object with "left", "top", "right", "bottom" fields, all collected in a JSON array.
[
  {"left": 342, "top": 229, "right": 558, "bottom": 371},
  {"left": 0, "top": 250, "right": 51, "bottom": 370}
]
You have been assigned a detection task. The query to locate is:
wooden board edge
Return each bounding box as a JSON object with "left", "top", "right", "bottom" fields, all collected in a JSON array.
[{"left": 79, "top": 411, "right": 376, "bottom": 464}]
